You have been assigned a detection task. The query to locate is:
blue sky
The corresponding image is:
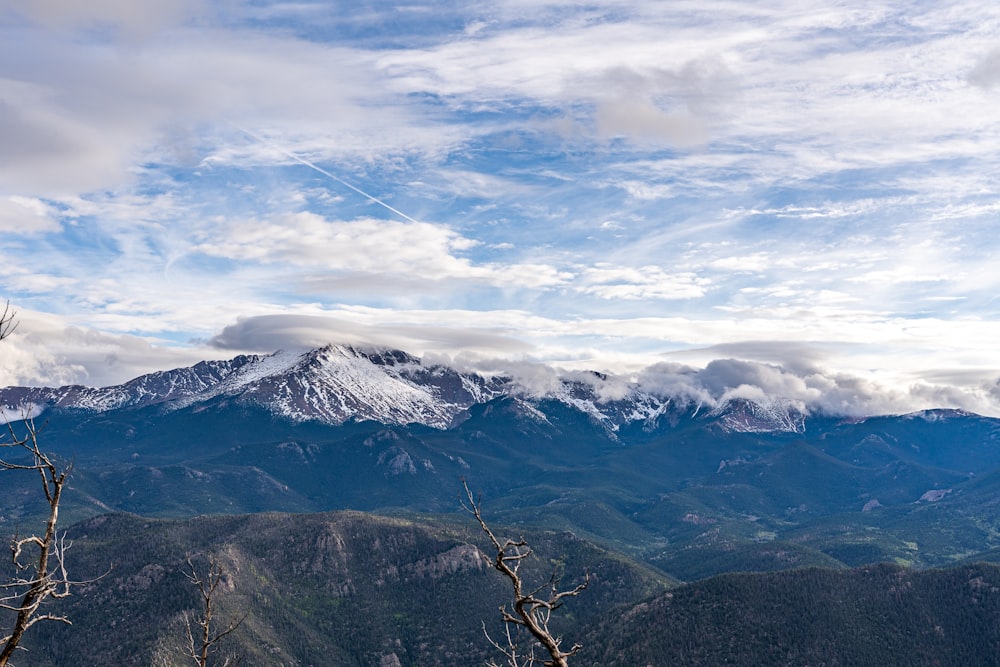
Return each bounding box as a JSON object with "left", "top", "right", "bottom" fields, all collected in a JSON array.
[{"left": 2, "top": 0, "right": 1000, "bottom": 415}]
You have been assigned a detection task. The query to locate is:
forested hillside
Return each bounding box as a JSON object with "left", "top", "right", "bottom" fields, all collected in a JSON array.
[
  {"left": 14, "top": 511, "right": 667, "bottom": 666},
  {"left": 11, "top": 510, "right": 1000, "bottom": 665},
  {"left": 586, "top": 562, "right": 1000, "bottom": 666}
]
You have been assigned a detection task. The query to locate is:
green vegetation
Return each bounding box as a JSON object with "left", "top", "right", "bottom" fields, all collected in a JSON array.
[
  {"left": 5, "top": 397, "right": 1000, "bottom": 662},
  {"left": 587, "top": 562, "right": 1000, "bottom": 666},
  {"left": 15, "top": 511, "right": 668, "bottom": 666}
]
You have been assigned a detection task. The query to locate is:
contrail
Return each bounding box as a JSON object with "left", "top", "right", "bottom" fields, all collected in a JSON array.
[{"left": 236, "top": 126, "right": 422, "bottom": 225}]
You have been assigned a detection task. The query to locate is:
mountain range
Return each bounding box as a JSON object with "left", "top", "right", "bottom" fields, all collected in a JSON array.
[
  {"left": 0, "top": 344, "right": 809, "bottom": 433},
  {"left": 0, "top": 344, "right": 998, "bottom": 578},
  {"left": 4, "top": 343, "right": 1000, "bottom": 663}
]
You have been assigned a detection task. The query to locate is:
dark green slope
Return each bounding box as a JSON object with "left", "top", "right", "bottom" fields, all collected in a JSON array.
[
  {"left": 14, "top": 402, "right": 1000, "bottom": 579},
  {"left": 586, "top": 562, "right": 1000, "bottom": 666}
]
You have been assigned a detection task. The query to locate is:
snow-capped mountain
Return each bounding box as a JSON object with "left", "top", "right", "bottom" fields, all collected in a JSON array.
[
  {"left": 0, "top": 344, "right": 808, "bottom": 433},
  {"left": 0, "top": 355, "right": 260, "bottom": 414},
  {"left": 175, "top": 345, "right": 510, "bottom": 428},
  {"left": 0, "top": 345, "right": 510, "bottom": 429}
]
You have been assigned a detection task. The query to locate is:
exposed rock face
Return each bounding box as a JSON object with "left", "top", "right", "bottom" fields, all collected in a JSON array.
[{"left": 401, "top": 544, "right": 486, "bottom": 579}]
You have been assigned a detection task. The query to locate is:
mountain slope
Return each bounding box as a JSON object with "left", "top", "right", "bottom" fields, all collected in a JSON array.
[
  {"left": 18, "top": 510, "right": 669, "bottom": 667},
  {"left": 587, "top": 562, "right": 1000, "bottom": 666},
  {"left": 15, "top": 509, "right": 1000, "bottom": 667}
]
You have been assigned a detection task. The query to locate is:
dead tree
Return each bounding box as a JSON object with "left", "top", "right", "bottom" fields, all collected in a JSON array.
[
  {"left": 0, "top": 418, "right": 73, "bottom": 666},
  {"left": 183, "top": 556, "right": 246, "bottom": 667},
  {"left": 463, "top": 482, "right": 589, "bottom": 667}
]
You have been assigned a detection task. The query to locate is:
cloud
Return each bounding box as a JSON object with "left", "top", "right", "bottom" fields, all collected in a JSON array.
[
  {"left": 630, "top": 357, "right": 1000, "bottom": 418},
  {"left": 192, "top": 213, "right": 571, "bottom": 292},
  {"left": 193, "top": 214, "right": 475, "bottom": 269},
  {"left": 698, "top": 358, "right": 815, "bottom": 399},
  {"left": 0, "top": 77, "right": 133, "bottom": 195},
  {"left": 0, "top": 309, "right": 211, "bottom": 388},
  {"left": 577, "top": 264, "right": 710, "bottom": 300},
  {"left": 5, "top": 0, "right": 199, "bottom": 32},
  {"left": 595, "top": 98, "right": 706, "bottom": 147},
  {"left": 593, "top": 61, "right": 733, "bottom": 146},
  {"left": 5, "top": 307, "right": 1000, "bottom": 419},
  {"left": 679, "top": 341, "right": 830, "bottom": 375},
  {"left": 969, "top": 47, "right": 1000, "bottom": 88},
  {"left": 201, "top": 309, "right": 1000, "bottom": 419},
  {"left": 488, "top": 351, "right": 994, "bottom": 419},
  {"left": 3, "top": 0, "right": 1000, "bottom": 423},
  {"left": 0, "top": 23, "right": 448, "bottom": 197},
  {"left": 207, "top": 313, "right": 535, "bottom": 364},
  {"left": 0, "top": 196, "right": 61, "bottom": 233},
  {"left": 209, "top": 314, "right": 372, "bottom": 353},
  {"left": 634, "top": 362, "right": 715, "bottom": 406},
  {"left": 377, "top": 22, "right": 733, "bottom": 147},
  {"left": 709, "top": 253, "right": 771, "bottom": 273}
]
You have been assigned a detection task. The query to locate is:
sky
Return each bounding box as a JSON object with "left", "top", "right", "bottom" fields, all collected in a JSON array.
[{"left": 2, "top": 0, "right": 1000, "bottom": 416}]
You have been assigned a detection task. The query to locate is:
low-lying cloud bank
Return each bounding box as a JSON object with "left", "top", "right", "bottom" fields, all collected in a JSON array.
[
  {"left": 571, "top": 359, "right": 1000, "bottom": 419},
  {"left": 465, "top": 356, "right": 997, "bottom": 419}
]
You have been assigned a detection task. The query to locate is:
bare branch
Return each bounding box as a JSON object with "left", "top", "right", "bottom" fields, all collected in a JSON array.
[
  {"left": 0, "top": 417, "right": 77, "bottom": 666},
  {"left": 463, "top": 482, "right": 589, "bottom": 667},
  {"left": 0, "top": 302, "right": 16, "bottom": 341},
  {"left": 483, "top": 619, "right": 538, "bottom": 667},
  {"left": 183, "top": 556, "right": 247, "bottom": 667}
]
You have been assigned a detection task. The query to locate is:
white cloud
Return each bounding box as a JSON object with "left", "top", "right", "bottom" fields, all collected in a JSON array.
[
  {"left": 709, "top": 253, "right": 771, "bottom": 273},
  {"left": 577, "top": 265, "right": 710, "bottom": 300},
  {"left": 0, "top": 309, "right": 211, "bottom": 387},
  {"left": 192, "top": 213, "right": 570, "bottom": 290},
  {"left": 0, "top": 24, "right": 452, "bottom": 196},
  {"left": 0, "top": 196, "right": 60, "bottom": 233}
]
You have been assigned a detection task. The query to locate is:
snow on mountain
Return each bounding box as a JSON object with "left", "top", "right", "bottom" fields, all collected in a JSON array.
[
  {"left": 545, "top": 372, "right": 689, "bottom": 435},
  {"left": 537, "top": 372, "right": 806, "bottom": 434},
  {"left": 0, "top": 345, "right": 511, "bottom": 429},
  {"left": 708, "top": 397, "right": 807, "bottom": 433},
  {"left": 0, "top": 356, "right": 260, "bottom": 414},
  {"left": 902, "top": 409, "right": 978, "bottom": 423},
  {"left": 202, "top": 344, "right": 509, "bottom": 428},
  {"left": 0, "top": 344, "right": 816, "bottom": 433}
]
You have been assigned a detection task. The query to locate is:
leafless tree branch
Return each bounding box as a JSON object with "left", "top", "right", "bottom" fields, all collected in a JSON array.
[
  {"left": 0, "top": 417, "right": 75, "bottom": 666},
  {"left": 483, "top": 619, "right": 538, "bottom": 667},
  {"left": 183, "top": 556, "right": 246, "bottom": 667},
  {"left": 463, "top": 482, "right": 589, "bottom": 667},
  {"left": 0, "top": 303, "right": 16, "bottom": 342}
]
